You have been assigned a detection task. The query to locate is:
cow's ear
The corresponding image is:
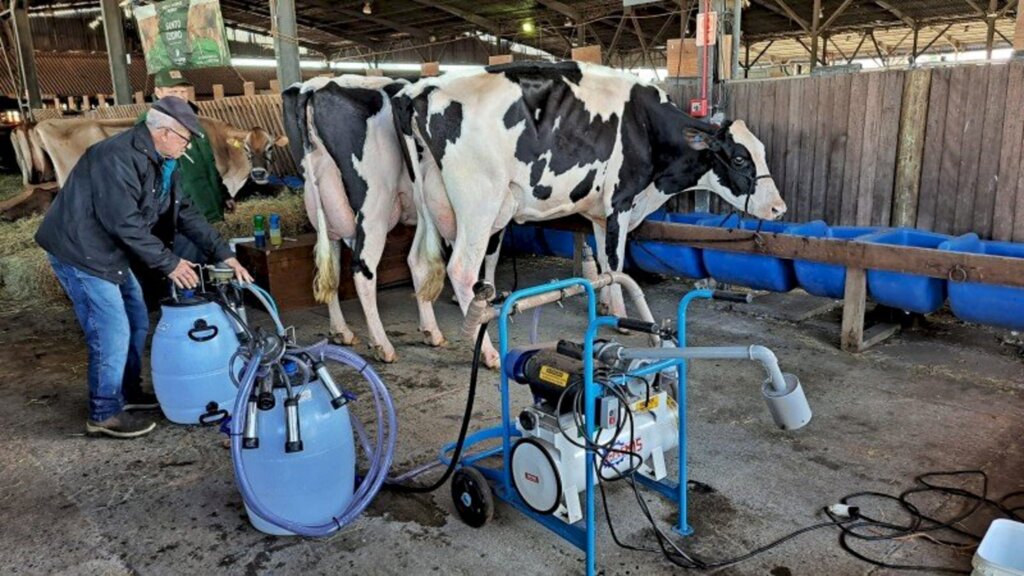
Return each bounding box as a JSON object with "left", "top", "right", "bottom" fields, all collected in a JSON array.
[
  {"left": 274, "top": 135, "right": 289, "bottom": 147},
  {"left": 227, "top": 137, "right": 243, "bottom": 149}
]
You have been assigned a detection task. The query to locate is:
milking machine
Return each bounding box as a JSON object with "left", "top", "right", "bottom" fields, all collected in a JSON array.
[
  {"left": 149, "top": 263, "right": 398, "bottom": 537},
  {"left": 436, "top": 248, "right": 812, "bottom": 576}
]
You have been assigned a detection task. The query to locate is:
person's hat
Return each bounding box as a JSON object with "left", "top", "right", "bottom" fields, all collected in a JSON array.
[
  {"left": 154, "top": 69, "right": 192, "bottom": 88},
  {"left": 151, "top": 96, "right": 203, "bottom": 138}
]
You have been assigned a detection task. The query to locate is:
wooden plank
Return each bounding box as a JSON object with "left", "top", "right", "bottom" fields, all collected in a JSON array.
[
  {"left": 809, "top": 76, "right": 832, "bottom": 221},
  {"left": 633, "top": 220, "right": 1024, "bottom": 288},
  {"left": 797, "top": 77, "right": 819, "bottom": 221},
  {"left": 916, "top": 68, "right": 951, "bottom": 231},
  {"left": 770, "top": 80, "right": 791, "bottom": 196},
  {"left": 972, "top": 65, "right": 1009, "bottom": 238},
  {"left": 861, "top": 322, "right": 901, "bottom": 351},
  {"left": 754, "top": 81, "right": 776, "bottom": 183},
  {"left": 993, "top": 62, "right": 1024, "bottom": 241},
  {"left": 1016, "top": 5, "right": 1024, "bottom": 52},
  {"left": 871, "top": 70, "right": 904, "bottom": 227},
  {"left": 489, "top": 54, "right": 513, "bottom": 65},
  {"left": 243, "top": 81, "right": 256, "bottom": 97},
  {"left": 841, "top": 73, "right": 869, "bottom": 226},
  {"left": 571, "top": 45, "right": 602, "bottom": 64},
  {"left": 856, "top": 72, "right": 884, "bottom": 226},
  {"left": 840, "top": 267, "right": 866, "bottom": 353},
  {"left": 936, "top": 66, "right": 969, "bottom": 234},
  {"left": 213, "top": 84, "right": 225, "bottom": 100},
  {"left": 1016, "top": 113, "right": 1024, "bottom": 242},
  {"left": 825, "top": 74, "right": 852, "bottom": 225},
  {"left": 892, "top": 69, "right": 932, "bottom": 228},
  {"left": 953, "top": 65, "right": 990, "bottom": 235},
  {"left": 784, "top": 79, "right": 804, "bottom": 221}
]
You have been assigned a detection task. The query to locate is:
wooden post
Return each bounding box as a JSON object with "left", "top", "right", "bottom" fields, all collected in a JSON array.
[
  {"left": 572, "top": 233, "right": 585, "bottom": 277},
  {"left": 213, "top": 84, "right": 225, "bottom": 100},
  {"left": 81, "top": 95, "right": 91, "bottom": 110},
  {"left": 1015, "top": 3, "right": 1024, "bottom": 55},
  {"left": 67, "top": 96, "right": 76, "bottom": 111},
  {"left": 809, "top": 0, "right": 821, "bottom": 71},
  {"left": 365, "top": 68, "right": 384, "bottom": 77},
  {"left": 421, "top": 62, "right": 440, "bottom": 77},
  {"left": 488, "top": 54, "right": 513, "bottom": 65},
  {"left": 270, "top": 79, "right": 281, "bottom": 93},
  {"left": 840, "top": 267, "right": 866, "bottom": 353},
  {"left": 892, "top": 69, "right": 932, "bottom": 228},
  {"left": 97, "top": 93, "right": 108, "bottom": 107},
  {"left": 571, "top": 45, "right": 602, "bottom": 63},
  {"left": 243, "top": 81, "right": 256, "bottom": 97},
  {"left": 133, "top": 91, "right": 144, "bottom": 104},
  {"left": 186, "top": 86, "right": 196, "bottom": 102}
]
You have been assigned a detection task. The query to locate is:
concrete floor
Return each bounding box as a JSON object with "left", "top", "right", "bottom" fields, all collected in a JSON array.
[{"left": 1, "top": 255, "right": 1022, "bottom": 576}]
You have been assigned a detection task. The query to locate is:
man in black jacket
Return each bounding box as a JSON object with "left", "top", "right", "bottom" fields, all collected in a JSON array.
[{"left": 36, "top": 97, "right": 253, "bottom": 439}]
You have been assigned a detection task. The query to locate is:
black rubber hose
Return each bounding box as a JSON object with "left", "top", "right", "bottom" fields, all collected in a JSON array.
[{"left": 385, "top": 320, "right": 489, "bottom": 493}]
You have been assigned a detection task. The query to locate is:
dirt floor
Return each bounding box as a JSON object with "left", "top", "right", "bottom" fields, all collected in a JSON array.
[{"left": 1, "top": 255, "right": 1022, "bottom": 576}]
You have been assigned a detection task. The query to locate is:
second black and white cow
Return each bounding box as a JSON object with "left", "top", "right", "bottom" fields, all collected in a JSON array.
[
  {"left": 393, "top": 61, "right": 786, "bottom": 368},
  {"left": 283, "top": 75, "right": 421, "bottom": 362}
]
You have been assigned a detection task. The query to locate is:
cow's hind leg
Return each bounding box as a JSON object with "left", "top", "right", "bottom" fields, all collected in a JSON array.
[
  {"left": 407, "top": 191, "right": 447, "bottom": 348},
  {"left": 351, "top": 214, "right": 398, "bottom": 363},
  {"left": 479, "top": 229, "right": 505, "bottom": 293},
  {"left": 448, "top": 224, "right": 501, "bottom": 370},
  {"left": 326, "top": 240, "right": 358, "bottom": 346}
]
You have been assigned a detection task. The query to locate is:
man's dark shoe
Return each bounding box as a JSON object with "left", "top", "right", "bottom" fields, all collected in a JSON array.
[
  {"left": 123, "top": 391, "right": 160, "bottom": 412},
  {"left": 85, "top": 412, "right": 157, "bottom": 438}
]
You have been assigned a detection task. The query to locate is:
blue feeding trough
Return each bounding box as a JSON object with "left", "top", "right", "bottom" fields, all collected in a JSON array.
[
  {"left": 628, "top": 212, "right": 714, "bottom": 279},
  {"left": 788, "top": 221, "right": 882, "bottom": 299},
  {"left": 503, "top": 224, "right": 544, "bottom": 255},
  {"left": 859, "top": 229, "right": 950, "bottom": 314},
  {"left": 541, "top": 229, "right": 596, "bottom": 259},
  {"left": 699, "top": 214, "right": 797, "bottom": 292},
  {"left": 939, "top": 233, "right": 1024, "bottom": 331}
]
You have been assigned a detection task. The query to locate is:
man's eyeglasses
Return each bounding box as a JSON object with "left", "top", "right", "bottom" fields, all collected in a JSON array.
[{"left": 164, "top": 127, "right": 192, "bottom": 146}]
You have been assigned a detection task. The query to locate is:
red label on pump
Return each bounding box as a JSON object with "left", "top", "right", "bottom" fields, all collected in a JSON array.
[{"left": 525, "top": 472, "right": 540, "bottom": 484}]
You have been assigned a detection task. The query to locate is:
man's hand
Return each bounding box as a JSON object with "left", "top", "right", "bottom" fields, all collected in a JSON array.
[
  {"left": 223, "top": 257, "right": 254, "bottom": 284},
  {"left": 225, "top": 199, "right": 236, "bottom": 213},
  {"left": 169, "top": 258, "right": 199, "bottom": 289}
]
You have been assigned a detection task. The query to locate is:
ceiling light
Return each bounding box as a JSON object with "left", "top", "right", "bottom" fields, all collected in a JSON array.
[
  {"left": 362, "top": 1, "right": 372, "bottom": 15},
  {"left": 521, "top": 20, "right": 535, "bottom": 34}
]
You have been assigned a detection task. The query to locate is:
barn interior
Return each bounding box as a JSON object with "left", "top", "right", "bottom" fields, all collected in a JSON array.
[{"left": 0, "top": 1, "right": 1023, "bottom": 575}]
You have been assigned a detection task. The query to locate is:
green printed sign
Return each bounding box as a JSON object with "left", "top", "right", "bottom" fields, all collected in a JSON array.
[{"left": 134, "top": 0, "right": 232, "bottom": 74}]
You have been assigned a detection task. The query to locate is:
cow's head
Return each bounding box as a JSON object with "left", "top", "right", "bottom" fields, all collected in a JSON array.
[
  {"left": 685, "top": 120, "right": 786, "bottom": 220},
  {"left": 227, "top": 127, "right": 289, "bottom": 185}
]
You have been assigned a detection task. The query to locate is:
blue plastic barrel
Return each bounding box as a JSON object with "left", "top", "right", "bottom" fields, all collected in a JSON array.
[
  {"left": 503, "top": 224, "right": 543, "bottom": 255},
  {"left": 859, "top": 229, "right": 950, "bottom": 314},
  {"left": 939, "top": 234, "right": 1024, "bottom": 330},
  {"left": 151, "top": 298, "right": 240, "bottom": 424},
  {"left": 788, "top": 221, "right": 881, "bottom": 298},
  {"left": 241, "top": 383, "right": 356, "bottom": 535},
  {"left": 699, "top": 214, "right": 797, "bottom": 292},
  {"left": 541, "top": 229, "right": 597, "bottom": 259},
  {"left": 628, "top": 212, "right": 714, "bottom": 278}
]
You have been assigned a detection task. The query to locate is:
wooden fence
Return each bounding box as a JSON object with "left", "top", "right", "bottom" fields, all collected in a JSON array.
[
  {"left": 83, "top": 95, "right": 298, "bottom": 176},
  {"left": 660, "top": 62, "right": 1024, "bottom": 242}
]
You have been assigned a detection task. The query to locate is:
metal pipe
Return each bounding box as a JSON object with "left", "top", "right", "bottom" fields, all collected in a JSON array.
[
  {"left": 99, "top": 0, "right": 132, "bottom": 105},
  {"left": 731, "top": 0, "right": 742, "bottom": 80},
  {"left": 618, "top": 345, "right": 787, "bottom": 393}
]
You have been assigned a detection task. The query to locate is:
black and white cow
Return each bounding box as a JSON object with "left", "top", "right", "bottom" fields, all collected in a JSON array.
[
  {"left": 283, "top": 75, "right": 422, "bottom": 362},
  {"left": 393, "top": 61, "right": 786, "bottom": 368}
]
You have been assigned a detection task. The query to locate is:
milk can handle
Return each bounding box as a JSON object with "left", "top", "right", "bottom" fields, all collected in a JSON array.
[{"left": 188, "top": 319, "right": 219, "bottom": 342}]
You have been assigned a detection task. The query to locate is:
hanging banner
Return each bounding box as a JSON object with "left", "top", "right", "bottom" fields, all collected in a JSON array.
[{"left": 134, "top": 0, "right": 232, "bottom": 74}]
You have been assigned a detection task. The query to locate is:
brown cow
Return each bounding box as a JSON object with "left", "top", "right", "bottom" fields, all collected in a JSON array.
[{"left": 13, "top": 117, "right": 288, "bottom": 195}]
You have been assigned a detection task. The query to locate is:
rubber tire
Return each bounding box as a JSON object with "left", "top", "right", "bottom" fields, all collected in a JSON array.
[{"left": 451, "top": 467, "right": 494, "bottom": 528}]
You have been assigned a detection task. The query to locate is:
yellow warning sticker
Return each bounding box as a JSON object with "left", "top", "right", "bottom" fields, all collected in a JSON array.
[
  {"left": 538, "top": 365, "right": 570, "bottom": 387},
  {"left": 632, "top": 396, "right": 660, "bottom": 413}
]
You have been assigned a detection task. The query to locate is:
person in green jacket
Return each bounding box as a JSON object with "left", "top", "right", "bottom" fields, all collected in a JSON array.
[{"left": 138, "top": 69, "right": 234, "bottom": 264}]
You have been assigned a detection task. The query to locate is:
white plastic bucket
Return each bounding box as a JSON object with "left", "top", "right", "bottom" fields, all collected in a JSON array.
[{"left": 973, "top": 519, "right": 1024, "bottom": 576}]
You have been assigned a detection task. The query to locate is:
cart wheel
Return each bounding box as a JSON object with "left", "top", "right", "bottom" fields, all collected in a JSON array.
[{"left": 451, "top": 467, "right": 493, "bottom": 528}]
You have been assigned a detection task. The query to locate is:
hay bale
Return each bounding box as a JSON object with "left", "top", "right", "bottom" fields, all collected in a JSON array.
[
  {"left": 215, "top": 192, "right": 311, "bottom": 240},
  {"left": 0, "top": 214, "right": 44, "bottom": 257},
  {"left": 0, "top": 247, "right": 64, "bottom": 310}
]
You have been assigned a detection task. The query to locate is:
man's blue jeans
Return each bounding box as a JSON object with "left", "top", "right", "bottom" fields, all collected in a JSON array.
[{"left": 48, "top": 254, "right": 149, "bottom": 422}]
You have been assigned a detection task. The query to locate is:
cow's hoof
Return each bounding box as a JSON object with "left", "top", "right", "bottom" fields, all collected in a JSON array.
[
  {"left": 483, "top": 350, "right": 501, "bottom": 371},
  {"left": 597, "top": 302, "right": 611, "bottom": 316},
  {"left": 373, "top": 345, "right": 398, "bottom": 363},
  {"left": 330, "top": 332, "right": 359, "bottom": 347},
  {"left": 422, "top": 330, "right": 448, "bottom": 347}
]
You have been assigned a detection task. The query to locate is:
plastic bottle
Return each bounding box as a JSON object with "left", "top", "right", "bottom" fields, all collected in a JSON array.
[
  {"left": 269, "top": 213, "right": 282, "bottom": 247},
  {"left": 254, "top": 215, "right": 266, "bottom": 249}
]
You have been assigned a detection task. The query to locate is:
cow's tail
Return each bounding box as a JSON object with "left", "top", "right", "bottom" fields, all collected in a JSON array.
[{"left": 311, "top": 183, "right": 340, "bottom": 304}]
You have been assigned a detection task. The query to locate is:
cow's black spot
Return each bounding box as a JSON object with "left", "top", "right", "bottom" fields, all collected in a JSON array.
[
  {"left": 569, "top": 169, "right": 597, "bottom": 202},
  {"left": 390, "top": 93, "right": 417, "bottom": 182},
  {"left": 351, "top": 212, "right": 373, "bottom": 280},
  {"left": 533, "top": 185, "right": 553, "bottom": 200},
  {"left": 529, "top": 158, "right": 547, "bottom": 188},
  {"left": 280, "top": 86, "right": 304, "bottom": 170},
  {"left": 382, "top": 81, "right": 407, "bottom": 98},
  {"left": 424, "top": 100, "right": 463, "bottom": 169},
  {"left": 311, "top": 84, "right": 385, "bottom": 214},
  {"left": 487, "top": 61, "right": 583, "bottom": 86}
]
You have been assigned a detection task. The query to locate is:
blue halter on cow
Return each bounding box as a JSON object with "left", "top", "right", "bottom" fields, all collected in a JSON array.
[{"left": 392, "top": 61, "right": 786, "bottom": 368}]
